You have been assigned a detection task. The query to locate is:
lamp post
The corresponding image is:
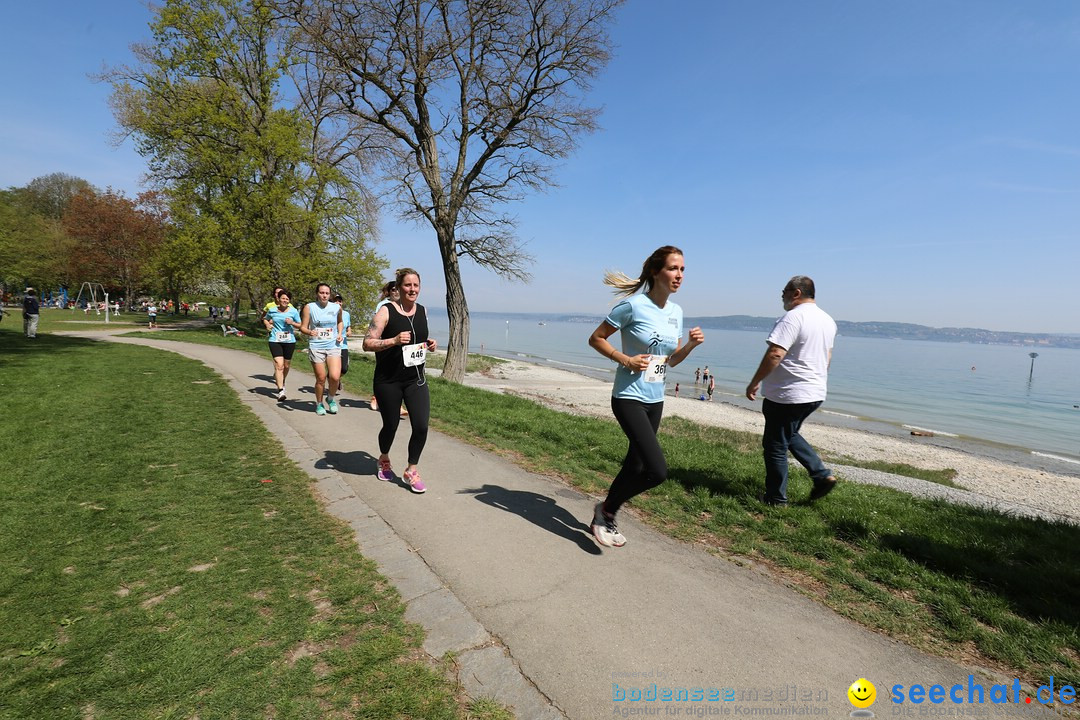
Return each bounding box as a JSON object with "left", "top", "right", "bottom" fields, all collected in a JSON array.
[{"left": 1028, "top": 352, "right": 1039, "bottom": 381}]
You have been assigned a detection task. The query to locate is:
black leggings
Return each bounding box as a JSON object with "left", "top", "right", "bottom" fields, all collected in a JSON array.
[
  {"left": 605, "top": 397, "right": 667, "bottom": 515},
  {"left": 373, "top": 379, "right": 430, "bottom": 464}
]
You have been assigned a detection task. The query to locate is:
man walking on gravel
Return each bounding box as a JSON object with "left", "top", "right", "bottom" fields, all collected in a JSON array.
[{"left": 745, "top": 275, "right": 838, "bottom": 506}]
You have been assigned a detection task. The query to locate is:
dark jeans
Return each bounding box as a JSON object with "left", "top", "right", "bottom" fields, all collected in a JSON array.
[
  {"left": 374, "top": 380, "right": 430, "bottom": 464},
  {"left": 761, "top": 398, "right": 831, "bottom": 505},
  {"left": 606, "top": 397, "right": 667, "bottom": 515}
]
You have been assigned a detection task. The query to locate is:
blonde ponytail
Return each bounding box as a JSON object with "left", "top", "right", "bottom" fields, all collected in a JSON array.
[{"left": 603, "top": 245, "right": 684, "bottom": 299}]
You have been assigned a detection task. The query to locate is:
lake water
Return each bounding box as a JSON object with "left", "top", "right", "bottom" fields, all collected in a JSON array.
[{"left": 427, "top": 312, "right": 1080, "bottom": 470}]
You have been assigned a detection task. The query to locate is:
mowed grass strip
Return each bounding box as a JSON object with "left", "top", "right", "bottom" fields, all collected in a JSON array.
[
  {"left": 132, "top": 325, "right": 1079, "bottom": 690},
  {"left": 19, "top": 306, "right": 206, "bottom": 333},
  {"left": 0, "top": 329, "right": 509, "bottom": 720}
]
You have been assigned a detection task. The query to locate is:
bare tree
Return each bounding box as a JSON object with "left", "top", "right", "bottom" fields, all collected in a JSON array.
[{"left": 282, "top": 0, "right": 623, "bottom": 381}]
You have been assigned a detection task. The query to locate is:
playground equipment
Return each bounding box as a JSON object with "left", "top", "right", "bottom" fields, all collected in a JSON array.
[{"left": 72, "top": 282, "right": 111, "bottom": 323}]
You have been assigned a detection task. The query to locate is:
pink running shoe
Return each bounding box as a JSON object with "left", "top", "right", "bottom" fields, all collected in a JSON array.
[
  {"left": 404, "top": 468, "right": 426, "bottom": 494},
  {"left": 377, "top": 457, "right": 394, "bottom": 482}
]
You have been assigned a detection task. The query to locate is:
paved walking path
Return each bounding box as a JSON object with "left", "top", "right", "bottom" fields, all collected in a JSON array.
[{"left": 78, "top": 332, "right": 1007, "bottom": 719}]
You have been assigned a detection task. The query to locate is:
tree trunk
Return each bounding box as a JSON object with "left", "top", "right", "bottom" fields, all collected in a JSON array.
[
  {"left": 231, "top": 286, "right": 242, "bottom": 323},
  {"left": 437, "top": 226, "right": 470, "bottom": 383},
  {"left": 246, "top": 285, "right": 260, "bottom": 316}
]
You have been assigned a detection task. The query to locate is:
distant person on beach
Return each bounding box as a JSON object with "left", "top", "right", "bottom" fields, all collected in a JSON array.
[
  {"left": 695, "top": 368, "right": 700, "bottom": 384},
  {"left": 703, "top": 366, "right": 709, "bottom": 383},
  {"left": 300, "top": 283, "right": 344, "bottom": 416},
  {"left": 674, "top": 382, "right": 680, "bottom": 398},
  {"left": 586, "top": 246, "right": 705, "bottom": 547},
  {"left": 745, "top": 275, "right": 838, "bottom": 506},
  {"left": 22, "top": 288, "right": 39, "bottom": 338},
  {"left": 263, "top": 289, "right": 302, "bottom": 401},
  {"left": 707, "top": 375, "right": 715, "bottom": 401},
  {"left": 364, "top": 268, "right": 437, "bottom": 493}
]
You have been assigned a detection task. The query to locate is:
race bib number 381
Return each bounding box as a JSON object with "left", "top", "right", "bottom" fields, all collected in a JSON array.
[{"left": 402, "top": 342, "right": 426, "bottom": 367}]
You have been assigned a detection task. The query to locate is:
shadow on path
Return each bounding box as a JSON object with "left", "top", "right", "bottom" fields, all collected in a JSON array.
[
  {"left": 319, "top": 449, "right": 378, "bottom": 477},
  {"left": 460, "top": 484, "right": 601, "bottom": 555},
  {"left": 320, "top": 450, "right": 427, "bottom": 494}
]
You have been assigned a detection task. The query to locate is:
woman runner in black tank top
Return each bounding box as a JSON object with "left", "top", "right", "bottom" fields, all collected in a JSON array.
[
  {"left": 373, "top": 303, "right": 430, "bottom": 384},
  {"left": 363, "top": 268, "right": 437, "bottom": 494}
]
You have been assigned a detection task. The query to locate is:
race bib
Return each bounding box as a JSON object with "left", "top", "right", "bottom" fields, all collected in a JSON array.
[
  {"left": 644, "top": 355, "right": 668, "bottom": 384},
  {"left": 315, "top": 327, "right": 334, "bottom": 340},
  {"left": 274, "top": 330, "right": 292, "bottom": 342},
  {"left": 402, "top": 342, "right": 426, "bottom": 368}
]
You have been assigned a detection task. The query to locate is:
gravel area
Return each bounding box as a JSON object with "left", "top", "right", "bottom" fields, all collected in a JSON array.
[{"left": 459, "top": 358, "right": 1080, "bottom": 525}]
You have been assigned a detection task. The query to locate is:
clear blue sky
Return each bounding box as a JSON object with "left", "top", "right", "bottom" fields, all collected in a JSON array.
[{"left": 4, "top": 1, "right": 1080, "bottom": 333}]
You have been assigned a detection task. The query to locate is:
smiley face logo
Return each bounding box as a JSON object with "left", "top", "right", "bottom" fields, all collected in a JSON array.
[{"left": 848, "top": 678, "right": 876, "bottom": 708}]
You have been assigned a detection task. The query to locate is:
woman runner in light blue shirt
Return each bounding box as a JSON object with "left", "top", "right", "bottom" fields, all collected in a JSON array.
[
  {"left": 586, "top": 246, "right": 705, "bottom": 547},
  {"left": 300, "top": 283, "right": 344, "bottom": 416},
  {"left": 368, "top": 281, "right": 398, "bottom": 412},
  {"left": 263, "top": 289, "right": 302, "bottom": 401},
  {"left": 333, "top": 293, "right": 352, "bottom": 393}
]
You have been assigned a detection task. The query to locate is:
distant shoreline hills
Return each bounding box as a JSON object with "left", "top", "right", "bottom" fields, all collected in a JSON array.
[{"left": 428, "top": 309, "right": 1080, "bottom": 350}]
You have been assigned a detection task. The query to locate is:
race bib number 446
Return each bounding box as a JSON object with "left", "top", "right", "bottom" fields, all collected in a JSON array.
[
  {"left": 402, "top": 342, "right": 426, "bottom": 367},
  {"left": 644, "top": 355, "right": 668, "bottom": 383}
]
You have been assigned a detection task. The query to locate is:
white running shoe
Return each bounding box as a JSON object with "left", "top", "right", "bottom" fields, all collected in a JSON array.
[{"left": 590, "top": 502, "right": 626, "bottom": 547}]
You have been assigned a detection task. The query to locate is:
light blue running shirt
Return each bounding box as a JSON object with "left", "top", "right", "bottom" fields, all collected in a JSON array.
[
  {"left": 606, "top": 293, "right": 683, "bottom": 403},
  {"left": 266, "top": 306, "right": 301, "bottom": 344},
  {"left": 305, "top": 301, "right": 341, "bottom": 350},
  {"left": 340, "top": 310, "right": 352, "bottom": 349}
]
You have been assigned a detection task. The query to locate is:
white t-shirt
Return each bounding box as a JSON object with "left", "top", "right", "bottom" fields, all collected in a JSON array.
[{"left": 761, "top": 302, "right": 837, "bottom": 404}]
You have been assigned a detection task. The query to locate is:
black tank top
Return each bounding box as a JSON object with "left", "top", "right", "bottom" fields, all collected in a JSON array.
[{"left": 374, "top": 302, "right": 429, "bottom": 384}]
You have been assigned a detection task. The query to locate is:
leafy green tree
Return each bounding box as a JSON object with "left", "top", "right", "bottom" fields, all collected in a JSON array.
[
  {"left": 23, "top": 173, "right": 95, "bottom": 220},
  {"left": 283, "top": 0, "right": 624, "bottom": 381},
  {"left": 105, "top": 0, "right": 384, "bottom": 320},
  {"left": 0, "top": 186, "right": 75, "bottom": 293}
]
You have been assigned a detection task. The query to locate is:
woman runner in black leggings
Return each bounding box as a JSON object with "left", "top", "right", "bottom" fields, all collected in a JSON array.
[
  {"left": 586, "top": 246, "right": 705, "bottom": 547},
  {"left": 363, "top": 268, "right": 437, "bottom": 494}
]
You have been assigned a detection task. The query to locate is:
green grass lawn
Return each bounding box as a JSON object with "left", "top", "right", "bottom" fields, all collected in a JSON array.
[
  {"left": 9, "top": 305, "right": 218, "bottom": 333},
  {"left": 0, "top": 327, "right": 511, "bottom": 720},
  {"left": 60, "top": 320, "right": 1080, "bottom": 693}
]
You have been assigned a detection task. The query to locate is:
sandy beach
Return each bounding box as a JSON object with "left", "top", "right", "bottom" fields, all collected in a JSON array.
[{"left": 458, "top": 357, "right": 1080, "bottom": 524}]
